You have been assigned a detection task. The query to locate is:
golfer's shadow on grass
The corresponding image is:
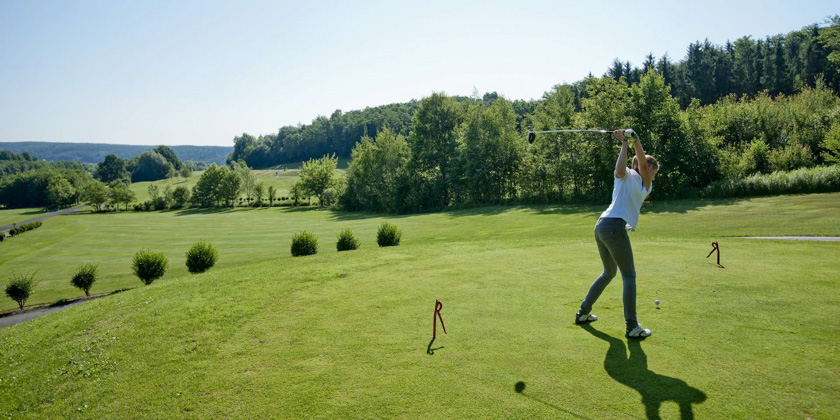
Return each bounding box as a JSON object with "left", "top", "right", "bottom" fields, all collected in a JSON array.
[{"left": 581, "top": 324, "right": 707, "bottom": 420}]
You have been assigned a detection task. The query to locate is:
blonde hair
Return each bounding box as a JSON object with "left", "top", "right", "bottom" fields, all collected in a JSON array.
[{"left": 632, "top": 155, "right": 660, "bottom": 171}]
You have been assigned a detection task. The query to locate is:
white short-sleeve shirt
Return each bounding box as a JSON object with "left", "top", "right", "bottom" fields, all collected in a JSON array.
[{"left": 600, "top": 168, "right": 651, "bottom": 230}]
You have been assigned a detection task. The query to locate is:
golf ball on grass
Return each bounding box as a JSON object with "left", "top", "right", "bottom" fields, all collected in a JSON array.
[{"left": 655, "top": 300, "right": 660, "bottom": 305}]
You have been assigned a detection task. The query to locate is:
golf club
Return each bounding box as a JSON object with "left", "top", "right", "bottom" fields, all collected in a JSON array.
[{"left": 527, "top": 129, "right": 639, "bottom": 144}]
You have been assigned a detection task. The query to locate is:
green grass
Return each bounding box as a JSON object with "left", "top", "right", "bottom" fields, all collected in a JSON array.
[
  {"left": 1, "top": 193, "right": 839, "bottom": 418},
  {"left": 0, "top": 208, "right": 44, "bottom": 227},
  {"left": 129, "top": 166, "right": 346, "bottom": 203}
]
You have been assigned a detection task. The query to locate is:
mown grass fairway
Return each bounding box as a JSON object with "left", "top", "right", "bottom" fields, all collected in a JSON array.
[
  {"left": 0, "top": 208, "right": 44, "bottom": 227},
  {"left": 1, "top": 194, "right": 839, "bottom": 418}
]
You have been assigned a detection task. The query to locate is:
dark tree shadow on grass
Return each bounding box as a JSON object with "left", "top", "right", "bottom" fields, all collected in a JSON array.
[
  {"left": 640, "top": 197, "right": 745, "bottom": 214},
  {"left": 174, "top": 207, "right": 238, "bottom": 216},
  {"left": 326, "top": 210, "right": 414, "bottom": 221},
  {"left": 582, "top": 324, "right": 707, "bottom": 420}
]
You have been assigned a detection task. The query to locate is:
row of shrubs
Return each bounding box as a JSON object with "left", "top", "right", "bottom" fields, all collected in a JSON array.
[
  {"left": 700, "top": 165, "right": 840, "bottom": 199},
  {"left": 3, "top": 241, "right": 218, "bottom": 310},
  {"left": 1, "top": 221, "right": 43, "bottom": 242},
  {"left": 291, "top": 222, "right": 402, "bottom": 257},
  {"left": 5, "top": 223, "right": 403, "bottom": 310},
  {"left": 131, "top": 197, "right": 311, "bottom": 212}
]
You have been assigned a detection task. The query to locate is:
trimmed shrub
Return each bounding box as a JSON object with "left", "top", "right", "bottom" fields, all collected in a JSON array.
[
  {"left": 132, "top": 250, "right": 168, "bottom": 285},
  {"left": 3, "top": 221, "right": 42, "bottom": 239},
  {"left": 152, "top": 196, "right": 168, "bottom": 210},
  {"left": 377, "top": 222, "right": 401, "bottom": 247},
  {"left": 291, "top": 231, "right": 318, "bottom": 257},
  {"left": 336, "top": 228, "right": 360, "bottom": 251},
  {"left": 0, "top": 234, "right": 4, "bottom": 242},
  {"left": 185, "top": 240, "right": 218, "bottom": 273},
  {"left": 5, "top": 273, "right": 36, "bottom": 310},
  {"left": 70, "top": 263, "right": 98, "bottom": 297}
]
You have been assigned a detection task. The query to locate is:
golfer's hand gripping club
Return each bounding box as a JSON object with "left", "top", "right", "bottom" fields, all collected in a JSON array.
[{"left": 614, "top": 129, "right": 639, "bottom": 143}]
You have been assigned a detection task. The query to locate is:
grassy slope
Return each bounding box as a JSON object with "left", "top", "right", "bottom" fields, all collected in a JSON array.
[
  {"left": 1, "top": 194, "right": 839, "bottom": 418},
  {"left": 129, "top": 165, "right": 347, "bottom": 203},
  {"left": 0, "top": 208, "right": 45, "bottom": 227}
]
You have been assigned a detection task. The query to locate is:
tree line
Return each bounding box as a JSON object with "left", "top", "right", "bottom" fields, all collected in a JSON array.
[
  {"left": 0, "top": 146, "right": 191, "bottom": 209},
  {"left": 0, "top": 150, "right": 90, "bottom": 178},
  {"left": 229, "top": 18, "right": 840, "bottom": 169},
  {"left": 0, "top": 142, "right": 231, "bottom": 165},
  {"left": 339, "top": 72, "right": 840, "bottom": 212},
  {"left": 607, "top": 16, "right": 840, "bottom": 107}
]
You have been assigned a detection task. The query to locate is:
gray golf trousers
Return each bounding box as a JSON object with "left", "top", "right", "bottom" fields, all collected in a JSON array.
[{"left": 580, "top": 217, "right": 638, "bottom": 330}]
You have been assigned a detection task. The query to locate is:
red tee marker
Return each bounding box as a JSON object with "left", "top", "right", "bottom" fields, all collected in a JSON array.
[
  {"left": 706, "top": 242, "right": 720, "bottom": 265},
  {"left": 432, "top": 300, "right": 447, "bottom": 340}
]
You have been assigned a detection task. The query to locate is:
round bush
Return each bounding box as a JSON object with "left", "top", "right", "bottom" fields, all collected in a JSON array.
[
  {"left": 291, "top": 231, "right": 318, "bottom": 257},
  {"left": 5, "top": 273, "right": 36, "bottom": 310},
  {"left": 186, "top": 240, "right": 219, "bottom": 273},
  {"left": 0, "top": 234, "right": 5, "bottom": 242},
  {"left": 336, "top": 228, "right": 360, "bottom": 251},
  {"left": 70, "top": 263, "right": 98, "bottom": 296},
  {"left": 132, "top": 250, "right": 168, "bottom": 285},
  {"left": 377, "top": 222, "right": 402, "bottom": 247}
]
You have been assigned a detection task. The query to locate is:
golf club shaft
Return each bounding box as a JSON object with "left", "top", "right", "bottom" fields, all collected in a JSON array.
[{"left": 529, "top": 129, "right": 613, "bottom": 134}]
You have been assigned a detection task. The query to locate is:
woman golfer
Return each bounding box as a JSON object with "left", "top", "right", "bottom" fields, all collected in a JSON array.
[{"left": 575, "top": 129, "right": 659, "bottom": 339}]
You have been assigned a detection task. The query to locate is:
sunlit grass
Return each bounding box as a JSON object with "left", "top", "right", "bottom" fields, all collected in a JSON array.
[{"left": 1, "top": 193, "right": 838, "bottom": 418}]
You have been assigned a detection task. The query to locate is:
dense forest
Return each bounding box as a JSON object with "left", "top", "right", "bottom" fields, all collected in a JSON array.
[
  {"left": 229, "top": 18, "right": 840, "bottom": 169},
  {"left": 0, "top": 142, "right": 231, "bottom": 166},
  {"left": 0, "top": 150, "right": 91, "bottom": 178}
]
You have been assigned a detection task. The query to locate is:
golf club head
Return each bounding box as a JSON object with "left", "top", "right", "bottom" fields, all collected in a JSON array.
[{"left": 527, "top": 131, "right": 536, "bottom": 144}]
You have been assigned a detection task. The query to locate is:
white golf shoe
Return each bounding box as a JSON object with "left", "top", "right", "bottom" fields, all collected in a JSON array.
[
  {"left": 626, "top": 325, "right": 652, "bottom": 339},
  {"left": 575, "top": 312, "right": 598, "bottom": 325}
]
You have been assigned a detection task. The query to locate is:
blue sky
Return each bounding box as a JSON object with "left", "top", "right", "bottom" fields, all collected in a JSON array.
[{"left": 1, "top": 0, "right": 836, "bottom": 146}]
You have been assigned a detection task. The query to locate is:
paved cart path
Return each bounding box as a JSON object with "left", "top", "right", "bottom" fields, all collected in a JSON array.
[
  {"left": 0, "top": 299, "right": 91, "bottom": 328},
  {"left": 733, "top": 236, "right": 840, "bottom": 241},
  {"left": 0, "top": 204, "right": 88, "bottom": 235}
]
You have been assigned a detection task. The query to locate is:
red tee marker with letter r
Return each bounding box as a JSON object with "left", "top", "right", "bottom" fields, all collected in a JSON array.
[
  {"left": 432, "top": 300, "right": 447, "bottom": 340},
  {"left": 706, "top": 242, "right": 720, "bottom": 266}
]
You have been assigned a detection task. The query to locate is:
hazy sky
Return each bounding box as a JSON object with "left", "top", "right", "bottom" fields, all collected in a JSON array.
[{"left": 1, "top": 0, "right": 836, "bottom": 147}]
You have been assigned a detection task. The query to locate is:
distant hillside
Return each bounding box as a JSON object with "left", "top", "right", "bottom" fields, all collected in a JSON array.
[{"left": 0, "top": 142, "right": 232, "bottom": 165}]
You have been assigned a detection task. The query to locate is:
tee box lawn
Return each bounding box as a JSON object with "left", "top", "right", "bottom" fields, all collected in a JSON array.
[{"left": 0, "top": 193, "right": 838, "bottom": 418}]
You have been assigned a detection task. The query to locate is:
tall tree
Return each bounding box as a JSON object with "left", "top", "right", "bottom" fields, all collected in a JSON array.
[
  {"left": 95, "top": 154, "right": 128, "bottom": 183},
  {"left": 82, "top": 181, "right": 109, "bottom": 211},
  {"left": 192, "top": 164, "right": 225, "bottom": 207},
  {"left": 231, "top": 161, "right": 256, "bottom": 203},
  {"left": 46, "top": 176, "right": 76, "bottom": 208},
  {"left": 299, "top": 154, "right": 338, "bottom": 206},
  {"left": 108, "top": 182, "right": 136, "bottom": 211},
  {"left": 343, "top": 127, "right": 411, "bottom": 212},
  {"left": 218, "top": 167, "right": 241, "bottom": 207},
  {"left": 628, "top": 70, "right": 689, "bottom": 196},
  {"left": 457, "top": 98, "right": 523, "bottom": 204},
  {"left": 153, "top": 145, "right": 184, "bottom": 172},
  {"left": 408, "top": 93, "right": 463, "bottom": 209},
  {"left": 131, "top": 150, "right": 172, "bottom": 182}
]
